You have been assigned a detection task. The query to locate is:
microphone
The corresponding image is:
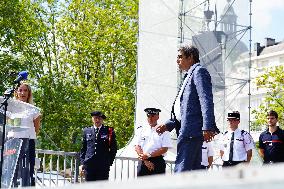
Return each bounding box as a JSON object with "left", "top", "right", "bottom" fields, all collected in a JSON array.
[{"left": 14, "top": 71, "right": 28, "bottom": 84}]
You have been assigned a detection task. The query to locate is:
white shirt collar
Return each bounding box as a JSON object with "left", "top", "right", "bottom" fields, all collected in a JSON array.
[
  {"left": 94, "top": 125, "right": 102, "bottom": 130},
  {"left": 228, "top": 128, "right": 240, "bottom": 134}
]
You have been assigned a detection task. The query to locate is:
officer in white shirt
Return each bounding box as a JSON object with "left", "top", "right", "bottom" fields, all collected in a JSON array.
[
  {"left": 201, "top": 141, "right": 214, "bottom": 169},
  {"left": 134, "top": 108, "right": 172, "bottom": 176},
  {"left": 220, "top": 111, "right": 254, "bottom": 167}
]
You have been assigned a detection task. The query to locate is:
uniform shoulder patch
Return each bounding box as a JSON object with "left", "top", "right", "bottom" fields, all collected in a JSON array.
[
  {"left": 241, "top": 130, "right": 249, "bottom": 136},
  {"left": 223, "top": 131, "right": 228, "bottom": 135},
  {"left": 83, "top": 126, "right": 90, "bottom": 131},
  {"left": 136, "top": 125, "right": 143, "bottom": 129}
]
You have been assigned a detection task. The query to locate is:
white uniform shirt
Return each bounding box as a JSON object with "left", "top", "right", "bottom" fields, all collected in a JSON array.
[
  {"left": 7, "top": 107, "right": 40, "bottom": 139},
  {"left": 220, "top": 128, "right": 254, "bottom": 161},
  {"left": 201, "top": 141, "right": 214, "bottom": 166},
  {"left": 134, "top": 124, "right": 172, "bottom": 156}
]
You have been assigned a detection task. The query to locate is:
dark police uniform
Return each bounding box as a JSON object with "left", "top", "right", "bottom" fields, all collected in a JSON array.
[
  {"left": 80, "top": 124, "right": 117, "bottom": 181},
  {"left": 259, "top": 127, "right": 284, "bottom": 164}
]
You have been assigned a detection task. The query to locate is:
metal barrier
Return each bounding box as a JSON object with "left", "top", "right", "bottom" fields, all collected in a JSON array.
[
  {"left": 34, "top": 150, "right": 176, "bottom": 186},
  {"left": 35, "top": 149, "right": 80, "bottom": 187},
  {"left": 35, "top": 150, "right": 223, "bottom": 187},
  {"left": 109, "top": 157, "right": 175, "bottom": 181}
]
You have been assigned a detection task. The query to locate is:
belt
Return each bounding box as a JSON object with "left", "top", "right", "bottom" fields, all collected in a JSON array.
[
  {"left": 224, "top": 160, "right": 245, "bottom": 165},
  {"left": 148, "top": 155, "right": 164, "bottom": 161}
]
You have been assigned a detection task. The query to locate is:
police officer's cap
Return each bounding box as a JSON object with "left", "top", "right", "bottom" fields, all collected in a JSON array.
[
  {"left": 144, "top": 108, "right": 161, "bottom": 116},
  {"left": 227, "top": 111, "right": 240, "bottom": 120},
  {"left": 90, "top": 111, "right": 107, "bottom": 119}
]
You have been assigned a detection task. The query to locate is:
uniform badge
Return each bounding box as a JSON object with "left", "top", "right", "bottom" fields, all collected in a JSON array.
[
  {"left": 86, "top": 133, "right": 92, "bottom": 140},
  {"left": 236, "top": 138, "right": 244, "bottom": 141},
  {"left": 101, "top": 134, "right": 108, "bottom": 139}
]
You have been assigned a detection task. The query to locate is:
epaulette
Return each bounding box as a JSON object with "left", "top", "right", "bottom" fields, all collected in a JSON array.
[
  {"left": 241, "top": 130, "right": 248, "bottom": 136},
  {"left": 136, "top": 125, "right": 143, "bottom": 129}
]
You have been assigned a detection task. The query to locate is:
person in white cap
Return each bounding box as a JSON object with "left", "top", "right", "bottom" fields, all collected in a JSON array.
[
  {"left": 134, "top": 108, "right": 172, "bottom": 176},
  {"left": 219, "top": 111, "right": 254, "bottom": 167}
]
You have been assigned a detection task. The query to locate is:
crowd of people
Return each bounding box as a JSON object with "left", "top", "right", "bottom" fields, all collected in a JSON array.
[{"left": 3, "top": 44, "right": 284, "bottom": 186}]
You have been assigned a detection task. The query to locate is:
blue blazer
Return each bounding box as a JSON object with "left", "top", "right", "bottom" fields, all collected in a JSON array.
[{"left": 166, "top": 63, "right": 219, "bottom": 138}]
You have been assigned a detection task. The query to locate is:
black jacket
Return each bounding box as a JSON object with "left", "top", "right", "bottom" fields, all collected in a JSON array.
[{"left": 80, "top": 125, "right": 117, "bottom": 170}]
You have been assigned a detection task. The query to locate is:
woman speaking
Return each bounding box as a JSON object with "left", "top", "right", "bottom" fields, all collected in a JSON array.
[{"left": 8, "top": 81, "right": 41, "bottom": 186}]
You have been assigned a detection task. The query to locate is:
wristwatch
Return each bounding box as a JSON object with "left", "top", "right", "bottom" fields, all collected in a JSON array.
[{"left": 147, "top": 153, "right": 152, "bottom": 158}]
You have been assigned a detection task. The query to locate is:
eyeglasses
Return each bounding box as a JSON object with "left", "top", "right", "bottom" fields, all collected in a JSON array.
[
  {"left": 177, "top": 54, "right": 192, "bottom": 59},
  {"left": 177, "top": 55, "right": 183, "bottom": 59}
]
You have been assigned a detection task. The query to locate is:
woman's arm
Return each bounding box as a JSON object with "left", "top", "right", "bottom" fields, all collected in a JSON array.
[{"left": 33, "top": 115, "right": 41, "bottom": 135}]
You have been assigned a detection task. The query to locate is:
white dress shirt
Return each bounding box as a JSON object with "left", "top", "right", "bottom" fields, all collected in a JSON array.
[
  {"left": 174, "top": 72, "right": 191, "bottom": 121},
  {"left": 201, "top": 141, "right": 214, "bottom": 166}
]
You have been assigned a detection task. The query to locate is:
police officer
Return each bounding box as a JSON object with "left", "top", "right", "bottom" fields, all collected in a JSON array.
[
  {"left": 259, "top": 110, "right": 284, "bottom": 164},
  {"left": 80, "top": 111, "right": 117, "bottom": 181},
  {"left": 134, "top": 108, "right": 172, "bottom": 176},
  {"left": 220, "top": 111, "right": 254, "bottom": 167},
  {"left": 201, "top": 141, "right": 214, "bottom": 169}
]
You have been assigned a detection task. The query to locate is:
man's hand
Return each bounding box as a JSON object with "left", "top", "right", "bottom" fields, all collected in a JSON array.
[
  {"left": 79, "top": 165, "right": 85, "bottom": 177},
  {"left": 156, "top": 124, "right": 168, "bottom": 134},
  {"left": 144, "top": 160, "right": 155, "bottom": 171},
  {"left": 138, "top": 153, "right": 150, "bottom": 160},
  {"left": 203, "top": 130, "right": 215, "bottom": 142}
]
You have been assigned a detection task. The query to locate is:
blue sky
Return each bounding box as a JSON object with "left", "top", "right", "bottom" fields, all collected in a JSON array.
[
  {"left": 242, "top": 0, "right": 284, "bottom": 44},
  {"left": 252, "top": 1, "right": 284, "bottom": 43},
  {"left": 214, "top": 0, "right": 284, "bottom": 45}
]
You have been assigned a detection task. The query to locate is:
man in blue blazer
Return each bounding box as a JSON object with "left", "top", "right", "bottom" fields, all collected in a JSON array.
[
  {"left": 80, "top": 111, "right": 117, "bottom": 181},
  {"left": 157, "top": 45, "right": 219, "bottom": 172}
]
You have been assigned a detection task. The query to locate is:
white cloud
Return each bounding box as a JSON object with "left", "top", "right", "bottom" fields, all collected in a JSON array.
[{"left": 253, "top": 0, "right": 284, "bottom": 30}]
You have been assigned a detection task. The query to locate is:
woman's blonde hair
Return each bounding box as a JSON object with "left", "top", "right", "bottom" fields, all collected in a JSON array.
[{"left": 14, "top": 81, "right": 34, "bottom": 104}]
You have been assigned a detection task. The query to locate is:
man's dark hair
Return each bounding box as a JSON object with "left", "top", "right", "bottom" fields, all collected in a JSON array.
[
  {"left": 178, "top": 45, "right": 200, "bottom": 63},
  {"left": 267, "top": 110, "right": 278, "bottom": 119}
]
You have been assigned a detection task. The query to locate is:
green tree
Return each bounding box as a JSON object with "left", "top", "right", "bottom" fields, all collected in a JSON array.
[
  {"left": 252, "top": 65, "right": 284, "bottom": 130},
  {"left": 0, "top": 0, "right": 138, "bottom": 152}
]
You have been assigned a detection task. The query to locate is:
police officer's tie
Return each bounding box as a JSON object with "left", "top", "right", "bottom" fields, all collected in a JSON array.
[
  {"left": 229, "top": 132, "right": 234, "bottom": 162},
  {"left": 95, "top": 127, "right": 99, "bottom": 140}
]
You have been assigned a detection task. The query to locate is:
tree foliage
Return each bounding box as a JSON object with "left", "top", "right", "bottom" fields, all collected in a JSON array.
[
  {"left": 252, "top": 65, "right": 284, "bottom": 130},
  {"left": 0, "top": 0, "right": 138, "bottom": 151}
]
